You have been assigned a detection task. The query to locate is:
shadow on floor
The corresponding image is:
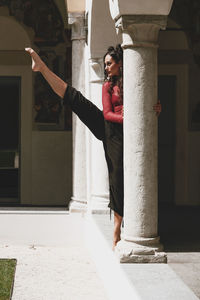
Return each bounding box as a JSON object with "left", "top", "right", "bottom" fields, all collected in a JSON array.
[{"left": 158, "top": 204, "right": 200, "bottom": 252}]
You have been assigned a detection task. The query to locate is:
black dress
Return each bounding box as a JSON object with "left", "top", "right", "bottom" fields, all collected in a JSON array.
[{"left": 63, "top": 85, "right": 124, "bottom": 217}]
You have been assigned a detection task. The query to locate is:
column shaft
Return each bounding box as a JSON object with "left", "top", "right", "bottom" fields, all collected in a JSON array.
[
  {"left": 115, "top": 15, "right": 167, "bottom": 263},
  {"left": 68, "top": 13, "right": 87, "bottom": 212},
  {"left": 88, "top": 58, "right": 109, "bottom": 213},
  {"left": 124, "top": 46, "right": 158, "bottom": 238}
]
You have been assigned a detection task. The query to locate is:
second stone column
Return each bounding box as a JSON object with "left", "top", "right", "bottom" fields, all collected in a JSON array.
[
  {"left": 115, "top": 15, "right": 167, "bottom": 263},
  {"left": 88, "top": 58, "right": 109, "bottom": 213},
  {"left": 68, "top": 13, "right": 87, "bottom": 212}
]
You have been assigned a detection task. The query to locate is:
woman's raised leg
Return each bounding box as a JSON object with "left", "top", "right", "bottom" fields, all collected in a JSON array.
[{"left": 25, "top": 47, "right": 105, "bottom": 141}]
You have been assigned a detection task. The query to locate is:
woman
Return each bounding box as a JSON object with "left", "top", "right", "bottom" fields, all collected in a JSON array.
[
  {"left": 25, "top": 45, "right": 161, "bottom": 249},
  {"left": 102, "top": 45, "right": 124, "bottom": 248}
]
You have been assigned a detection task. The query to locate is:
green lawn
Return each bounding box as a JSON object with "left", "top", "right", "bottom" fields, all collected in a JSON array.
[{"left": 0, "top": 259, "right": 17, "bottom": 300}]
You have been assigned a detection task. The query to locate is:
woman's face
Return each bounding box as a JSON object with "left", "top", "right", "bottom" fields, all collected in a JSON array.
[{"left": 104, "top": 54, "right": 121, "bottom": 78}]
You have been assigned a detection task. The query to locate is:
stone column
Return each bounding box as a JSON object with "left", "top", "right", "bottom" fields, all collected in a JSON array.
[
  {"left": 68, "top": 13, "right": 87, "bottom": 212},
  {"left": 115, "top": 15, "right": 167, "bottom": 263},
  {"left": 88, "top": 58, "right": 109, "bottom": 213}
]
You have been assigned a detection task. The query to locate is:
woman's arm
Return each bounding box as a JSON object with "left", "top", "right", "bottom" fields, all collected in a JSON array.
[{"left": 25, "top": 48, "right": 67, "bottom": 99}]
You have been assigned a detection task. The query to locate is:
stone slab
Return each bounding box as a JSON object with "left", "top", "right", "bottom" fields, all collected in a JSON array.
[
  {"left": 168, "top": 252, "right": 200, "bottom": 299},
  {"left": 122, "top": 264, "right": 199, "bottom": 300}
]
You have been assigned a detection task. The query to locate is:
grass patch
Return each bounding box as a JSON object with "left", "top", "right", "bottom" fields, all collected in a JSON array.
[{"left": 0, "top": 259, "right": 17, "bottom": 300}]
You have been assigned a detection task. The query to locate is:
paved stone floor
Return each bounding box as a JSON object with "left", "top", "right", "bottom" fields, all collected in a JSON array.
[
  {"left": 159, "top": 205, "right": 200, "bottom": 299},
  {"left": 90, "top": 205, "right": 200, "bottom": 300},
  {"left": 0, "top": 209, "right": 108, "bottom": 300},
  {"left": 0, "top": 245, "right": 108, "bottom": 300},
  {"left": 0, "top": 205, "right": 200, "bottom": 300},
  {"left": 167, "top": 252, "right": 200, "bottom": 299}
]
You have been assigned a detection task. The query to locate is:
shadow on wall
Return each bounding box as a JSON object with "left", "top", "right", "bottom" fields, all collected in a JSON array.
[{"left": 158, "top": 204, "right": 200, "bottom": 252}]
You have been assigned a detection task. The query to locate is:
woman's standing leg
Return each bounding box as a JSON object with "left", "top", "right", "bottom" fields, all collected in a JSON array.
[
  {"left": 113, "top": 212, "right": 123, "bottom": 250},
  {"left": 104, "top": 122, "right": 124, "bottom": 250}
]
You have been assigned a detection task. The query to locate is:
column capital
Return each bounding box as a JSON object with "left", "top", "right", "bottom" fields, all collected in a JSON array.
[
  {"left": 89, "top": 58, "right": 104, "bottom": 83},
  {"left": 115, "top": 15, "right": 167, "bottom": 48},
  {"left": 68, "top": 12, "right": 86, "bottom": 41}
]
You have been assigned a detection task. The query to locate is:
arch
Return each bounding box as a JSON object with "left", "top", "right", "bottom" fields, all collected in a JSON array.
[
  {"left": 0, "top": 16, "right": 31, "bottom": 50},
  {"left": 158, "top": 18, "right": 189, "bottom": 50},
  {"left": 88, "top": 0, "right": 122, "bottom": 59},
  {"left": 0, "top": 0, "right": 66, "bottom": 46}
]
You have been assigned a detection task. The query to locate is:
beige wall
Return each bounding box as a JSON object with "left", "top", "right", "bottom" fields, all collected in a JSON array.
[{"left": 32, "top": 132, "right": 72, "bottom": 206}]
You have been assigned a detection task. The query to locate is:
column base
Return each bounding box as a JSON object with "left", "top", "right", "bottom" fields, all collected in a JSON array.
[
  {"left": 69, "top": 197, "right": 87, "bottom": 213},
  {"left": 90, "top": 208, "right": 110, "bottom": 214},
  {"left": 115, "top": 238, "right": 167, "bottom": 263},
  {"left": 90, "top": 196, "right": 110, "bottom": 214},
  {"left": 88, "top": 195, "right": 110, "bottom": 214}
]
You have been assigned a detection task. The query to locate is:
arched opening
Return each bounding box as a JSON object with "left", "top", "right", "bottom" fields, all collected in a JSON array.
[
  {"left": 0, "top": 15, "right": 32, "bottom": 205},
  {"left": 0, "top": 0, "right": 73, "bottom": 206},
  {"left": 158, "top": 11, "right": 200, "bottom": 256},
  {"left": 158, "top": 18, "right": 189, "bottom": 207}
]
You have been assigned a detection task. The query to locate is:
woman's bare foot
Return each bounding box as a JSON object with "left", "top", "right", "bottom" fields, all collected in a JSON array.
[
  {"left": 112, "top": 231, "right": 121, "bottom": 251},
  {"left": 25, "top": 48, "right": 45, "bottom": 72}
]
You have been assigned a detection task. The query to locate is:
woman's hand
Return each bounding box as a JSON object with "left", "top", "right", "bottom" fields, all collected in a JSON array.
[
  {"left": 153, "top": 100, "right": 161, "bottom": 117},
  {"left": 25, "top": 48, "right": 45, "bottom": 72}
]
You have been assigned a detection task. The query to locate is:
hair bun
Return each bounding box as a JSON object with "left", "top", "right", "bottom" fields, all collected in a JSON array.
[
  {"left": 116, "top": 44, "right": 122, "bottom": 54},
  {"left": 107, "top": 46, "right": 115, "bottom": 52},
  {"left": 116, "top": 44, "right": 122, "bottom": 50}
]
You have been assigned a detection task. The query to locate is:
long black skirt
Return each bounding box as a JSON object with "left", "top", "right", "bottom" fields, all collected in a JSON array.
[{"left": 63, "top": 85, "right": 124, "bottom": 217}]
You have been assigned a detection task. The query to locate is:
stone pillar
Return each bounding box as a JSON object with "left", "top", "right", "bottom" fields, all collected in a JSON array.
[
  {"left": 68, "top": 13, "right": 87, "bottom": 212},
  {"left": 115, "top": 15, "right": 167, "bottom": 263},
  {"left": 88, "top": 58, "right": 109, "bottom": 213}
]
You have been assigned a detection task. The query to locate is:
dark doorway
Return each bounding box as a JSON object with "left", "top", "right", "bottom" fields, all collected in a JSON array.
[
  {"left": 0, "top": 77, "right": 21, "bottom": 204},
  {"left": 158, "top": 75, "right": 176, "bottom": 204}
]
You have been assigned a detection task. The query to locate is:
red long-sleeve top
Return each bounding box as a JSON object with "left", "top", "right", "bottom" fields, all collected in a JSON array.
[{"left": 102, "top": 81, "right": 123, "bottom": 124}]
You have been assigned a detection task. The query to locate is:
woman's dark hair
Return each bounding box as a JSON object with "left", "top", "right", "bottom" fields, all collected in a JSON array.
[{"left": 104, "top": 44, "right": 123, "bottom": 102}]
